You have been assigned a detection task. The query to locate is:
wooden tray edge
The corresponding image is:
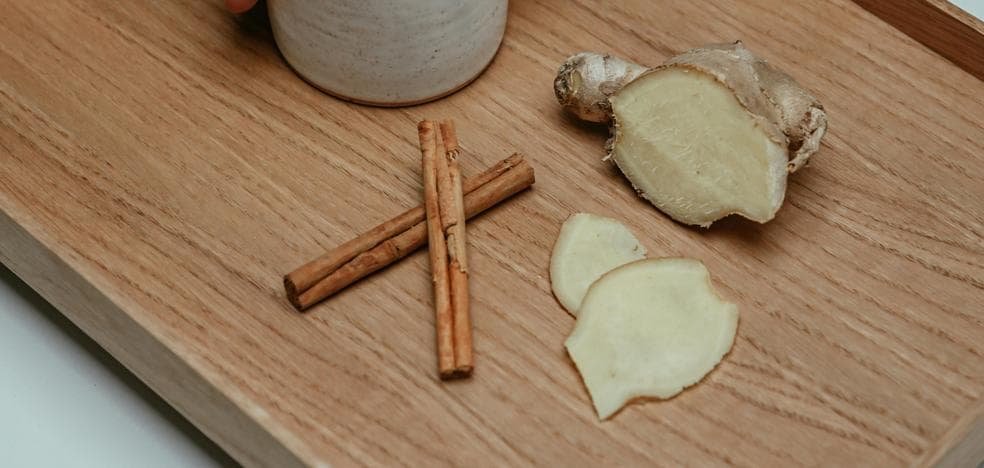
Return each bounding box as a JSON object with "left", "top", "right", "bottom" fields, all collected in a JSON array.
[
  {"left": 914, "top": 398, "right": 984, "bottom": 467},
  {"left": 0, "top": 206, "right": 314, "bottom": 467},
  {"left": 852, "top": 0, "right": 984, "bottom": 80}
]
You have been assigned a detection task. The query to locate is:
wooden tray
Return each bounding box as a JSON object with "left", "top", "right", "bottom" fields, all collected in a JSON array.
[{"left": 2, "top": 0, "right": 982, "bottom": 465}]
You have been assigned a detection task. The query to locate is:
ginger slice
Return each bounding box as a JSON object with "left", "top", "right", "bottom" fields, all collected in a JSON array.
[
  {"left": 549, "top": 213, "right": 647, "bottom": 315},
  {"left": 565, "top": 258, "right": 738, "bottom": 419}
]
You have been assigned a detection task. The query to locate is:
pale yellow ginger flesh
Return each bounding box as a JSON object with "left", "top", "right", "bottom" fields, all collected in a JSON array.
[
  {"left": 611, "top": 67, "right": 788, "bottom": 226},
  {"left": 549, "top": 213, "right": 647, "bottom": 314},
  {"left": 565, "top": 258, "right": 738, "bottom": 419}
]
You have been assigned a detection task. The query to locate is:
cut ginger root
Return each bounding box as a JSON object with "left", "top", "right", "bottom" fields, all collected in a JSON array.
[
  {"left": 554, "top": 42, "right": 827, "bottom": 226},
  {"left": 565, "top": 258, "right": 738, "bottom": 419},
  {"left": 550, "top": 213, "right": 647, "bottom": 315}
]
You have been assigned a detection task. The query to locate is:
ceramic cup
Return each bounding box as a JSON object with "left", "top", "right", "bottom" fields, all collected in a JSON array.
[{"left": 268, "top": 0, "right": 508, "bottom": 106}]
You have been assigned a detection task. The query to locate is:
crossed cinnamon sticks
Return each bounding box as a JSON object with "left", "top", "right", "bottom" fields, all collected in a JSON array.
[{"left": 283, "top": 119, "right": 535, "bottom": 379}]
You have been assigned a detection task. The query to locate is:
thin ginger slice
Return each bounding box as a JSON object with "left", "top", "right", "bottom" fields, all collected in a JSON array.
[
  {"left": 549, "top": 213, "right": 647, "bottom": 314},
  {"left": 565, "top": 258, "right": 738, "bottom": 419}
]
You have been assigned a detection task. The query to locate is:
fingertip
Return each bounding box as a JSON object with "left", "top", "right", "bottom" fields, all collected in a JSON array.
[{"left": 225, "top": 0, "right": 258, "bottom": 14}]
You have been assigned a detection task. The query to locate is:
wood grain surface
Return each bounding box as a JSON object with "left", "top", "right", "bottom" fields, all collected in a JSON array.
[
  {"left": 852, "top": 0, "right": 984, "bottom": 81},
  {"left": 1, "top": 0, "right": 982, "bottom": 466}
]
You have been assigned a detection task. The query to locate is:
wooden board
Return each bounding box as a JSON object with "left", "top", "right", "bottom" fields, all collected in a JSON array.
[
  {"left": 852, "top": 0, "right": 984, "bottom": 80},
  {"left": 1, "top": 0, "right": 982, "bottom": 465}
]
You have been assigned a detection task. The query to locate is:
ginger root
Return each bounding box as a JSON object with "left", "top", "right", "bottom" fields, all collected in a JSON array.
[
  {"left": 554, "top": 53, "right": 648, "bottom": 123},
  {"left": 554, "top": 42, "right": 827, "bottom": 226}
]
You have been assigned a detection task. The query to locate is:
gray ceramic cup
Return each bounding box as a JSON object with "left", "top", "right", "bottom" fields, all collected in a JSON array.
[{"left": 268, "top": 0, "right": 509, "bottom": 106}]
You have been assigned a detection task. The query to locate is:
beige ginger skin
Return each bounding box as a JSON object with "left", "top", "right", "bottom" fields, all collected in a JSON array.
[{"left": 554, "top": 42, "right": 828, "bottom": 226}]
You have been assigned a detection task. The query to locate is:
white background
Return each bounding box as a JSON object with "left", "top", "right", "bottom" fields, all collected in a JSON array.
[
  {"left": 1, "top": 1, "right": 981, "bottom": 466},
  {"left": 955, "top": 0, "right": 984, "bottom": 18},
  {"left": 0, "top": 265, "right": 235, "bottom": 467}
]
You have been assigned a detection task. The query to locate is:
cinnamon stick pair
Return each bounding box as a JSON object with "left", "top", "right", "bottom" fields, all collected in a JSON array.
[
  {"left": 419, "top": 120, "right": 472, "bottom": 379},
  {"left": 283, "top": 121, "right": 535, "bottom": 380},
  {"left": 284, "top": 153, "right": 533, "bottom": 310}
]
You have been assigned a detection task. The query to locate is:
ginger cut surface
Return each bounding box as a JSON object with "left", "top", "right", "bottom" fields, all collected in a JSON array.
[
  {"left": 549, "top": 213, "right": 647, "bottom": 314},
  {"left": 565, "top": 258, "right": 738, "bottom": 419}
]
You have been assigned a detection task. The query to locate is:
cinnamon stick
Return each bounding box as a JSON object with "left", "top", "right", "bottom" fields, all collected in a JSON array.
[
  {"left": 420, "top": 121, "right": 455, "bottom": 378},
  {"left": 439, "top": 120, "right": 472, "bottom": 376},
  {"left": 290, "top": 159, "right": 534, "bottom": 310},
  {"left": 284, "top": 153, "right": 525, "bottom": 302}
]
